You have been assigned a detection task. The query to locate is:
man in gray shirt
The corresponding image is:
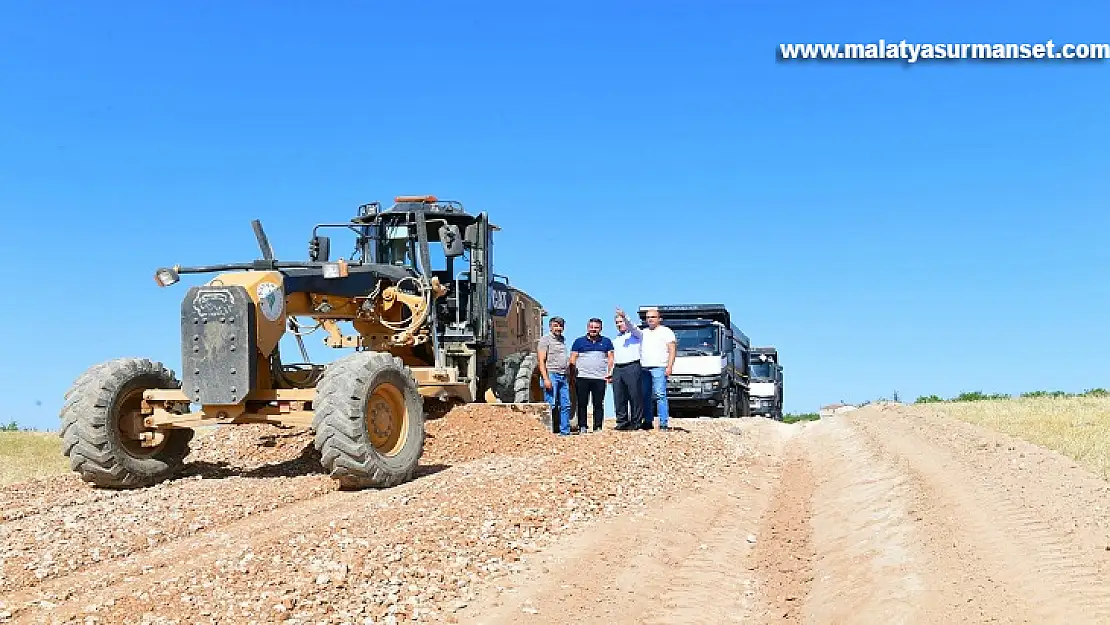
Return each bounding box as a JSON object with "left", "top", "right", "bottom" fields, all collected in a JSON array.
[
  {"left": 537, "top": 316, "right": 572, "bottom": 436},
  {"left": 569, "top": 318, "right": 615, "bottom": 433}
]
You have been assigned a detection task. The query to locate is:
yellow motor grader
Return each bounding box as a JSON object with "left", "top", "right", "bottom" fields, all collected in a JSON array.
[{"left": 60, "top": 196, "right": 548, "bottom": 489}]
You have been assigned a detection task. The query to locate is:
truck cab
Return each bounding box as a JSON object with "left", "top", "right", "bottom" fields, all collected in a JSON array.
[
  {"left": 748, "top": 346, "right": 784, "bottom": 420},
  {"left": 637, "top": 304, "right": 751, "bottom": 418}
]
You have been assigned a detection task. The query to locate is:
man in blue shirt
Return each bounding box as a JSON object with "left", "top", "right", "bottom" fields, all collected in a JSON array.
[{"left": 569, "top": 317, "right": 615, "bottom": 433}]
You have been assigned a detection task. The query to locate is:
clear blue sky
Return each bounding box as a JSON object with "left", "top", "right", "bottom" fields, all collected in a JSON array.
[{"left": 2, "top": 1, "right": 1108, "bottom": 429}]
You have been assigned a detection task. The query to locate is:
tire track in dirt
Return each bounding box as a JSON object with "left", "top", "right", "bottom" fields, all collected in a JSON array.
[
  {"left": 747, "top": 430, "right": 814, "bottom": 623},
  {"left": 802, "top": 416, "right": 1002, "bottom": 624},
  {"left": 853, "top": 408, "right": 1110, "bottom": 624},
  {"left": 458, "top": 420, "right": 788, "bottom": 625}
]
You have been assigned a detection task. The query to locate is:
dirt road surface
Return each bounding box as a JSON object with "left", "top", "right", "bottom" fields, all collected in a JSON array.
[{"left": 4, "top": 403, "right": 1110, "bottom": 624}]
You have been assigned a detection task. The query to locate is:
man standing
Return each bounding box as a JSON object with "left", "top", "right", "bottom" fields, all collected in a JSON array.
[
  {"left": 537, "top": 316, "right": 572, "bottom": 436},
  {"left": 611, "top": 307, "right": 644, "bottom": 431},
  {"left": 640, "top": 307, "right": 677, "bottom": 431},
  {"left": 569, "top": 318, "right": 615, "bottom": 433}
]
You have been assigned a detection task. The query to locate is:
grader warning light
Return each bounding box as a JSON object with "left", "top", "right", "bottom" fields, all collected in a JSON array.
[{"left": 61, "top": 197, "right": 548, "bottom": 491}]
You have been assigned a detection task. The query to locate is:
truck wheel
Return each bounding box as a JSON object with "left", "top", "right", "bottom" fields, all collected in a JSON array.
[
  {"left": 313, "top": 352, "right": 425, "bottom": 490},
  {"left": 60, "top": 358, "right": 193, "bottom": 488},
  {"left": 512, "top": 353, "right": 545, "bottom": 403},
  {"left": 740, "top": 390, "right": 752, "bottom": 418},
  {"left": 716, "top": 388, "right": 735, "bottom": 418}
]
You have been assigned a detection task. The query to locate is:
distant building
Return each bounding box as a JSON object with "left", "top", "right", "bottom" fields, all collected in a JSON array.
[{"left": 819, "top": 403, "right": 858, "bottom": 418}]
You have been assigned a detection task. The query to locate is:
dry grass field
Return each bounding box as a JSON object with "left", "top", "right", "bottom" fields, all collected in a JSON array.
[
  {"left": 907, "top": 396, "right": 1110, "bottom": 480},
  {"left": 0, "top": 430, "right": 67, "bottom": 486}
]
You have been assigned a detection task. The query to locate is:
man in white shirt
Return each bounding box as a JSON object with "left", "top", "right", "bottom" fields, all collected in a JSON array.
[
  {"left": 611, "top": 307, "right": 644, "bottom": 431},
  {"left": 639, "top": 307, "right": 677, "bottom": 431}
]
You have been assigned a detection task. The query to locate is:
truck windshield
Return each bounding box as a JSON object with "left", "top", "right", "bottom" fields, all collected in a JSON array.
[
  {"left": 674, "top": 327, "right": 718, "bottom": 356},
  {"left": 750, "top": 363, "right": 774, "bottom": 379}
]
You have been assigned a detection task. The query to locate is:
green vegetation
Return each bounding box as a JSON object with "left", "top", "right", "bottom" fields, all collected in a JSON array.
[
  {"left": 914, "top": 388, "right": 1110, "bottom": 404},
  {"left": 783, "top": 412, "right": 820, "bottom": 424}
]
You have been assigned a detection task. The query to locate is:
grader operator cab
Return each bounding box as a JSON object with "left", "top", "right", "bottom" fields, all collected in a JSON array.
[{"left": 60, "top": 196, "right": 548, "bottom": 490}]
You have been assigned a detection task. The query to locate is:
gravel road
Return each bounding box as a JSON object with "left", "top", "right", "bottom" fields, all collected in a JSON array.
[{"left": 3, "top": 403, "right": 1110, "bottom": 624}]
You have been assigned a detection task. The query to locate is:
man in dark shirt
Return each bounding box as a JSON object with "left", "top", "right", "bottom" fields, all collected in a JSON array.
[{"left": 569, "top": 318, "right": 615, "bottom": 433}]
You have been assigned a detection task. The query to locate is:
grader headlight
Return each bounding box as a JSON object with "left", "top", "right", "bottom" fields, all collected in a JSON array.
[
  {"left": 322, "top": 259, "right": 349, "bottom": 279},
  {"left": 154, "top": 267, "right": 180, "bottom": 287}
]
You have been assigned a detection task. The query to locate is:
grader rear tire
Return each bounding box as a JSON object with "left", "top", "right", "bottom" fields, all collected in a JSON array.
[
  {"left": 512, "top": 353, "right": 545, "bottom": 403},
  {"left": 313, "top": 352, "right": 425, "bottom": 490},
  {"left": 59, "top": 358, "right": 193, "bottom": 488},
  {"left": 490, "top": 352, "right": 525, "bottom": 403}
]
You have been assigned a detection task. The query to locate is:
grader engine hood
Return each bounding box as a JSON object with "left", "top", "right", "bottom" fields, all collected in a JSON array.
[{"left": 180, "top": 271, "right": 286, "bottom": 406}]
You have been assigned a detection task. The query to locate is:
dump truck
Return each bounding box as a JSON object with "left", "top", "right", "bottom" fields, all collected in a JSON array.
[
  {"left": 59, "top": 195, "right": 548, "bottom": 490},
  {"left": 636, "top": 304, "right": 751, "bottom": 418},
  {"left": 748, "top": 346, "right": 784, "bottom": 421}
]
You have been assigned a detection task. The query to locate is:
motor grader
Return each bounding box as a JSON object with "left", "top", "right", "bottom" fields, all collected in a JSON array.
[{"left": 60, "top": 196, "right": 549, "bottom": 490}]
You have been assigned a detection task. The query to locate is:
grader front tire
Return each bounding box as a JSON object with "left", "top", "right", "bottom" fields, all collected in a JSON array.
[
  {"left": 59, "top": 358, "right": 193, "bottom": 489},
  {"left": 313, "top": 352, "right": 425, "bottom": 490}
]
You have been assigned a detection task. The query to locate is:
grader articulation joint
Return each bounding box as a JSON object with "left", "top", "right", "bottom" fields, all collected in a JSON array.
[{"left": 60, "top": 196, "right": 548, "bottom": 490}]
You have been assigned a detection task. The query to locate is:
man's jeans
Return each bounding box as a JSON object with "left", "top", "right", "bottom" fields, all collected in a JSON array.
[
  {"left": 544, "top": 372, "right": 572, "bottom": 435},
  {"left": 642, "top": 366, "right": 669, "bottom": 428}
]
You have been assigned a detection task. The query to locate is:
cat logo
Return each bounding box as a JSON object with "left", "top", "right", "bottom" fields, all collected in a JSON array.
[{"left": 489, "top": 282, "right": 513, "bottom": 317}]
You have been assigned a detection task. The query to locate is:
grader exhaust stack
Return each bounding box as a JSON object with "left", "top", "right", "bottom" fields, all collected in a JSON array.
[{"left": 60, "top": 196, "right": 550, "bottom": 491}]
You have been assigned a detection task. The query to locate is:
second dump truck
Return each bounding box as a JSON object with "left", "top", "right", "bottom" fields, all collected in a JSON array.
[{"left": 748, "top": 346, "right": 784, "bottom": 421}]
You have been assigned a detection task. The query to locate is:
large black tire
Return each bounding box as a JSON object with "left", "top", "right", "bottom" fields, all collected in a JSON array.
[
  {"left": 312, "top": 352, "right": 425, "bottom": 490},
  {"left": 739, "top": 389, "right": 752, "bottom": 418},
  {"left": 59, "top": 358, "right": 193, "bottom": 488},
  {"left": 511, "top": 353, "right": 545, "bottom": 403},
  {"left": 490, "top": 352, "right": 527, "bottom": 403},
  {"left": 715, "top": 387, "right": 735, "bottom": 418}
]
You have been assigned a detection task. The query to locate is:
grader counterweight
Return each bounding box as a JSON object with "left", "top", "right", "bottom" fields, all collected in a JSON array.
[{"left": 60, "top": 196, "right": 549, "bottom": 490}]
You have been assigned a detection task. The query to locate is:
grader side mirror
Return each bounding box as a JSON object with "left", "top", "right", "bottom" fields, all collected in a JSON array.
[
  {"left": 309, "top": 235, "right": 331, "bottom": 262},
  {"left": 464, "top": 224, "right": 480, "bottom": 248},
  {"left": 439, "top": 224, "right": 465, "bottom": 257}
]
